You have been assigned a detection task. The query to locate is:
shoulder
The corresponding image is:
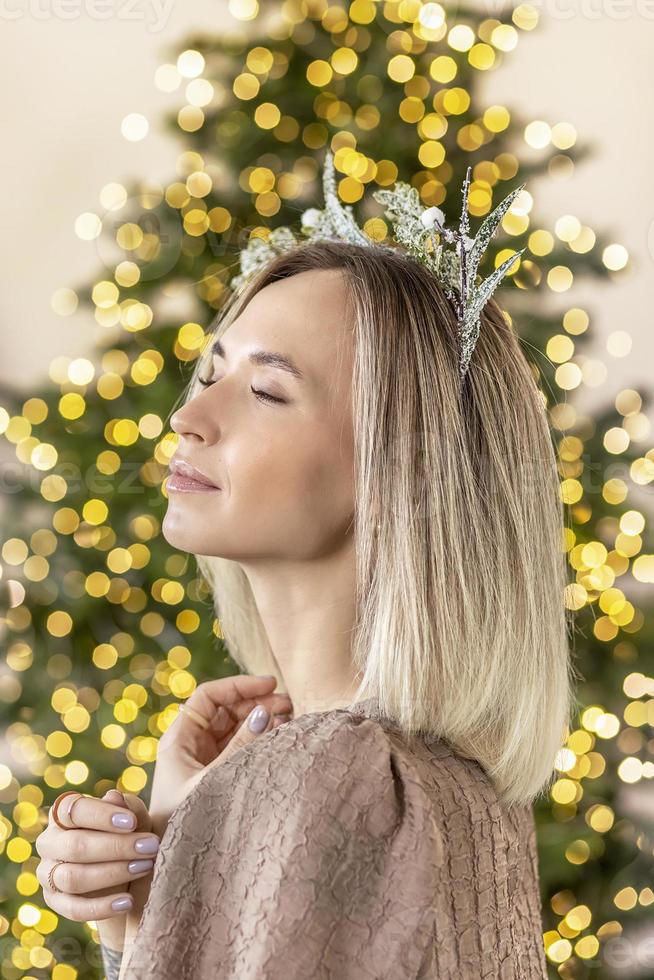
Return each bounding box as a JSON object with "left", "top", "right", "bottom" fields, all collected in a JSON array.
[
  {"left": 209, "top": 709, "right": 407, "bottom": 818},
  {"left": 215, "top": 706, "right": 402, "bottom": 792},
  {"left": 237, "top": 707, "right": 399, "bottom": 793},
  {"left": 168, "top": 707, "right": 443, "bottom": 862},
  {"left": 134, "top": 710, "right": 445, "bottom": 979},
  {"left": 229, "top": 707, "right": 435, "bottom": 802}
]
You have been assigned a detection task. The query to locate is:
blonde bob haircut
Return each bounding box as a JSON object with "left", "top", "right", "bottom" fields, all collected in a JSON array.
[{"left": 174, "top": 238, "right": 578, "bottom": 809}]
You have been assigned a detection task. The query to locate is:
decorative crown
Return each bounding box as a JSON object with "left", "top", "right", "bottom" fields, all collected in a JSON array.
[{"left": 231, "top": 151, "right": 527, "bottom": 382}]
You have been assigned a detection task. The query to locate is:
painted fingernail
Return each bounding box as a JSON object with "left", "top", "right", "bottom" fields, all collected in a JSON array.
[
  {"left": 248, "top": 705, "right": 269, "bottom": 733},
  {"left": 112, "top": 895, "right": 134, "bottom": 911},
  {"left": 134, "top": 836, "right": 160, "bottom": 854},
  {"left": 274, "top": 714, "right": 291, "bottom": 726},
  {"left": 112, "top": 811, "right": 136, "bottom": 829},
  {"left": 128, "top": 858, "right": 154, "bottom": 874}
]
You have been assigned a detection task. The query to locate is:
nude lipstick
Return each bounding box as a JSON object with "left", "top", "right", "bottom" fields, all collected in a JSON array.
[{"left": 167, "top": 457, "right": 221, "bottom": 493}]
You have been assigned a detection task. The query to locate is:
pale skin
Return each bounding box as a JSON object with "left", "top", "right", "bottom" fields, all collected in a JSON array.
[
  {"left": 35, "top": 269, "right": 364, "bottom": 973},
  {"left": 164, "top": 267, "right": 364, "bottom": 716}
]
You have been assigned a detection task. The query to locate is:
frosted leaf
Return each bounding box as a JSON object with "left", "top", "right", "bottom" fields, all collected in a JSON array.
[{"left": 232, "top": 150, "right": 527, "bottom": 383}]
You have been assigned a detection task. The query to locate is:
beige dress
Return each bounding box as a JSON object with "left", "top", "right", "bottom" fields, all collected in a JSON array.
[{"left": 119, "top": 697, "right": 548, "bottom": 978}]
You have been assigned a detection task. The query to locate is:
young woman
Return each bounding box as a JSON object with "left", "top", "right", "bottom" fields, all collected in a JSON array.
[
  {"left": 119, "top": 232, "right": 575, "bottom": 977},
  {"left": 39, "top": 184, "right": 576, "bottom": 977}
]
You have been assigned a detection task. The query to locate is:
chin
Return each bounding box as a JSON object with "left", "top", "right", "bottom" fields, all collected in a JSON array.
[
  {"left": 161, "top": 511, "right": 198, "bottom": 551},
  {"left": 163, "top": 512, "right": 226, "bottom": 558}
]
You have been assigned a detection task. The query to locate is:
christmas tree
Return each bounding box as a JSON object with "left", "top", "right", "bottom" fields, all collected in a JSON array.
[{"left": 1, "top": 0, "right": 653, "bottom": 977}]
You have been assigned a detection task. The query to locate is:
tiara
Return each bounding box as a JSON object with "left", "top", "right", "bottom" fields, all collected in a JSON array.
[{"left": 231, "top": 151, "right": 527, "bottom": 382}]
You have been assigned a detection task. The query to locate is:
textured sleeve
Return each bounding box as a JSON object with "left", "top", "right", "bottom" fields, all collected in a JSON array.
[{"left": 120, "top": 711, "right": 442, "bottom": 980}]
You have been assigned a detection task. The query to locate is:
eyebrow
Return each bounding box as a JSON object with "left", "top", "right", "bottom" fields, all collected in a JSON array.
[{"left": 210, "top": 337, "right": 305, "bottom": 383}]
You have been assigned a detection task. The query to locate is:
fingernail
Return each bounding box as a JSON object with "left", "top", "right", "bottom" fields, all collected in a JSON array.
[
  {"left": 128, "top": 859, "right": 154, "bottom": 874},
  {"left": 112, "top": 811, "right": 137, "bottom": 830},
  {"left": 274, "top": 714, "right": 291, "bottom": 726},
  {"left": 248, "top": 705, "right": 269, "bottom": 733},
  {"left": 134, "top": 836, "right": 160, "bottom": 854},
  {"left": 112, "top": 895, "right": 134, "bottom": 911}
]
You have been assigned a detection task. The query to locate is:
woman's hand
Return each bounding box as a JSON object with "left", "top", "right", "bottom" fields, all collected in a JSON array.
[
  {"left": 117, "top": 675, "right": 293, "bottom": 977},
  {"left": 147, "top": 673, "right": 293, "bottom": 838},
  {"left": 35, "top": 788, "right": 161, "bottom": 954}
]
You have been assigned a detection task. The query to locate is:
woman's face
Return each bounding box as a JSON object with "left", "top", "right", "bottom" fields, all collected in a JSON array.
[{"left": 163, "top": 268, "right": 356, "bottom": 560}]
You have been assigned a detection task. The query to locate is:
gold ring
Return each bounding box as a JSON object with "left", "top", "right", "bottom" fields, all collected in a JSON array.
[
  {"left": 51, "top": 791, "right": 85, "bottom": 830},
  {"left": 47, "top": 859, "right": 66, "bottom": 894},
  {"left": 179, "top": 703, "right": 211, "bottom": 730}
]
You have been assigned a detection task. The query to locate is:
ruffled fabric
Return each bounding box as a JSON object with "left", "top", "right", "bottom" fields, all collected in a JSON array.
[{"left": 120, "top": 698, "right": 547, "bottom": 979}]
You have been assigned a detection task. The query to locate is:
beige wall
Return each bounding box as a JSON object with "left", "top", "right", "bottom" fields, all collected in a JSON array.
[{"left": 0, "top": 2, "right": 652, "bottom": 430}]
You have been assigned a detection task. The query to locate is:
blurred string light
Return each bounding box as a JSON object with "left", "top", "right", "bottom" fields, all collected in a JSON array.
[{"left": 121, "top": 113, "right": 149, "bottom": 142}]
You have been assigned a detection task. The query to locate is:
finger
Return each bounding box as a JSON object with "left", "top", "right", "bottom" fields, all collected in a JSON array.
[
  {"left": 49, "top": 793, "right": 141, "bottom": 834},
  {"left": 181, "top": 704, "right": 278, "bottom": 796},
  {"left": 208, "top": 692, "right": 294, "bottom": 735},
  {"left": 118, "top": 792, "right": 154, "bottom": 833},
  {"left": 42, "top": 884, "right": 135, "bottom": 922},
  {"left": 185, "top": 674, "right": 288, "bottom": 726},
  {"left": 215, "top": 702, "right": 275, "bottom": 765},
  {"left": 273, "top": 713, "right": 292, "bottom": 728},
  {"left": 101, "top": 789, "right": 126, "bottom": 806},
  {"left": 37, "top": 855, "right": 155, "bottom": 896},
  {"left": 36, "top": 827, "right": 161, "bottom": 864},
  {"left": 173, "top": 687, "right": 293, "bottom": 743},
  {"left": 233, "top": 692, "right": 293, "bottom": 719},
  {"left": 101, "top": 789, "right": 153, "bottom": 834}
]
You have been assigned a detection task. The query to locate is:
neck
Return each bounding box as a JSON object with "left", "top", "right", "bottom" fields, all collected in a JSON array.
[{"left": 238, "top": 534, "right": 363, "bottom": 718}]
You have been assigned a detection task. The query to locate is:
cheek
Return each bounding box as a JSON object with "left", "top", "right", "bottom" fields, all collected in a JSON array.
[
  {"left": 229, "top": 427, "right": 354, "bottom": 518},
  {"left": 161, "top": 424, "right": 355, "bottom": 559}
]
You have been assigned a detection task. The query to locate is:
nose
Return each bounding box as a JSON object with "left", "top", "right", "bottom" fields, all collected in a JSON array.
[
  {"left": 170, "top": 390, "right": 216, "bottom": 443},
  {"left": 170, "top": 408, "right": 192, "bottom": 437}
]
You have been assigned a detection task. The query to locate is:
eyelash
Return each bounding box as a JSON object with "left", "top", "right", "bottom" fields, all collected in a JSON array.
[{"left": 197, "top": 376, "right": 284, "bottom": 405}]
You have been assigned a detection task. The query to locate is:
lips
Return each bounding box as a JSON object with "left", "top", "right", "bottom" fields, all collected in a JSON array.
[{"left": 167, "top": 457, "right": 221, "bottom": 493}]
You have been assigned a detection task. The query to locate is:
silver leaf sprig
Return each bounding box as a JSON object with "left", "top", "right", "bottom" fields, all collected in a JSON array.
[
  {"left": 231, "top": 150, "right": 527, "bottom": 382},
  {"left": 374, "top": 164, "right": 526, "bottom": 381}
]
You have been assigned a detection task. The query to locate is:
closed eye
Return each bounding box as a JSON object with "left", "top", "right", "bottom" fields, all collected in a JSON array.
[{"left": 197, "top": 375, "right": 285, "bottom": 405}]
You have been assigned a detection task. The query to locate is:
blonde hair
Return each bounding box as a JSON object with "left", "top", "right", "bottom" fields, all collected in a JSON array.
[{"left": 171, "top": 239, "right": 578, "bottom": 809}]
